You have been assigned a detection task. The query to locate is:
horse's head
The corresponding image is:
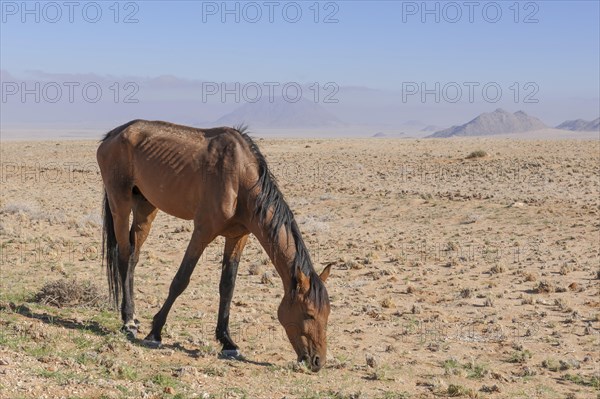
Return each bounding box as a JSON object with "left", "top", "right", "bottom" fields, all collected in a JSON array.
[{"left": 278, "top": 265, "right": 331, "bottom": 372}]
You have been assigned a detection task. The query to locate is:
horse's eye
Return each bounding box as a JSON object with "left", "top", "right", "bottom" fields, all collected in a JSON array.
[{"left": 305, "top": 314, "right": 315, "bottom": 321}]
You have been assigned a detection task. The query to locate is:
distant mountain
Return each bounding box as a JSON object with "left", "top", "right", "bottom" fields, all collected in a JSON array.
[
  {"left": 587, "top": 118, "right": 600, "bottom": 131},
  {"left": 556, "top": 118, "right": 599, "bottom": 132},
  {"left": 214, "top": 97, "right": 342, "bottom": 128},
  {"left": 427, "top": 109, "right": 547, "bottom": 138},
  {"left": 420, "top": 125, "right": 446, "bottom": 132}
]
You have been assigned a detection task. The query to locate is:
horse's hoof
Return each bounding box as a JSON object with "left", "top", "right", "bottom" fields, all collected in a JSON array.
[
  {"left": 121, "top": 325, "right": 138, "bottom": 339},
  {"left": 142, "top": 338, "right": 162, "bottom": 349},
  {"left": 220, "top": 349, "right": 243, "bottom": 359}
]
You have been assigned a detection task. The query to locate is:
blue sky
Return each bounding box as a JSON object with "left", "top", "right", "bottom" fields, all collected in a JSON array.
[{"left": 1, "top": 1, "right": 599, "bottom": 128}]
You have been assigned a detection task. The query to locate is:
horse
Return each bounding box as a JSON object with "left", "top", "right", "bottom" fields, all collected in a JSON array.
[{"left": 96, "top": 120, "right": 331, "bottom": 372}]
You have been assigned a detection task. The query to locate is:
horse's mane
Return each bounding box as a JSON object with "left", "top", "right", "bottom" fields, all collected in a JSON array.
[{"left": 236, "top": 125, "right": 329, "bottom": 310}]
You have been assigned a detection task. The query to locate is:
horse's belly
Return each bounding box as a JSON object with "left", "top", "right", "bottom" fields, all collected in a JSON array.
[{"left": 135, "top": 171, "right": 200, "bottom": 220}]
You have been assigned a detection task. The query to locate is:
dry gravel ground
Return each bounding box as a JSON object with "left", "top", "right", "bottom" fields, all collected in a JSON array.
[{"left": 0, "top": 137, "right": 598, "bottom": 399}]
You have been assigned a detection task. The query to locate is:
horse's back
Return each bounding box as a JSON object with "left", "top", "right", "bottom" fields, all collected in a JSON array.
[
  {"left": 98, "top": 120, "right": 247, "bottom": 166},
  {"left": 97, "top": 120, "right": 255, "bottom": 221},
  {"left": 100, "top": 119, "right": 236, "bottom": 146}
]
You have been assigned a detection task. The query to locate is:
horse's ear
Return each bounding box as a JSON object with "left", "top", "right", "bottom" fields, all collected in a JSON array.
[
  {"left": 296, "top": 270, "right": 310, "bottom": 294},
  {"left": 319, "top": 264, "right": 332, "bottom": 282}
]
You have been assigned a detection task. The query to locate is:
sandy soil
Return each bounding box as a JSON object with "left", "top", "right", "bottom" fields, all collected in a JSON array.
[{"left": 0, "top": 137, "right": 598, "bottom": 399}]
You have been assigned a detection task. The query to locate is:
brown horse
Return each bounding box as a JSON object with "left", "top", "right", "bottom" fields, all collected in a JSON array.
[{"left": 97, "top": 120, "right": 331, "bottom": 371}]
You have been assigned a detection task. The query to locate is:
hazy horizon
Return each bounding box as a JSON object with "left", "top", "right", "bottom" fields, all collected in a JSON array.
[{"left": 1, "top": 1, "right": 599, "bottom": 138}]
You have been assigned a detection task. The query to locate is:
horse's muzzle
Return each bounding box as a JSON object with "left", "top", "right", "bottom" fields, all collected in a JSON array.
[{"left": 299, "top": 354, "right": 323, "bottom": 372}]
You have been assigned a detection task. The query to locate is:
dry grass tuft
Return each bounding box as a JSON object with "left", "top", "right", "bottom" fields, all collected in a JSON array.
[
  {"left": 559, "top": 263, "right": 573, "bottom": 275},
  {"left": 34, "top": 278, "right": 107, "bottom": 308},
  {"left": 381, "top": 298, "right": 395, "bottom": 308},
  {"left": 490, "top": 264, "right": 505, "bottom": 274},
  {"left": 260, "top": 272, "right": 274, "bottom": 285},
  {"left": 248, "top": 263, "right": 264, "bottom": 276},
  {"left": 534, "top": 280, "right": 555, "bottom": 294}
]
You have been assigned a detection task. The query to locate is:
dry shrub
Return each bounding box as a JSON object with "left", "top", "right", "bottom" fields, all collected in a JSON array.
[
  {"left": 490, "top": 264, "right": 505, "bottom": 274},
  {"left": 559, "top": 263, "right": 573, "bottom": 275},
  {"left": 535, "top": 280, "right": 556, "bottom": 294},
  {"left": 568, "top": 282, "right": 579, "bottom": 291},
  {"left": 260, "top": 272, "right": 274, "bottom": 285},
  {"left": 248, "top": 263, "right": 263, "bottom": 276},
  {"left": 466, "top": 150, "right": 488, "bottom": 159},
  {"left": 381, "top": 298, "right": 395, "bottom": 308},
  {"left": 521, "top": 296, "right": 534, "bottom": 305},
  {"left": 34, "top": 278, "right": 107, "bottom": 308}
]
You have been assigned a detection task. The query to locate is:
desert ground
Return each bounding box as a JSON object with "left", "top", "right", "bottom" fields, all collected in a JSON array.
[{"left": 0, "top": 136, "right": 598, "bottom": 399}]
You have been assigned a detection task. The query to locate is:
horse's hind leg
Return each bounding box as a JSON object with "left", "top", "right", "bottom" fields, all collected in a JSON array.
[
  {"left": 216, "top": 234, "right": 249, "bottom": 358},
  {"left": 125, "top": 192, "right": 158, "bottom": 334},
  {"left": 105, "top": 190, "right": 136, "bottom": 335}
]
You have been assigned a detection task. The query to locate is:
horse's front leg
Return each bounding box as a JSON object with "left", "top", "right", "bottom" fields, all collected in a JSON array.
[
  {"left": 143, "top": 228, "right": 210, "bottom": 346},
  {"left": 216, "top": 234, "right": 249, "bottom": 358}
]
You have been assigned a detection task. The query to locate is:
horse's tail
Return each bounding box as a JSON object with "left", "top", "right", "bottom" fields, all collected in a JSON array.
[{"left": 102, "top": 190, "right": 120, "bottom": 308}]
